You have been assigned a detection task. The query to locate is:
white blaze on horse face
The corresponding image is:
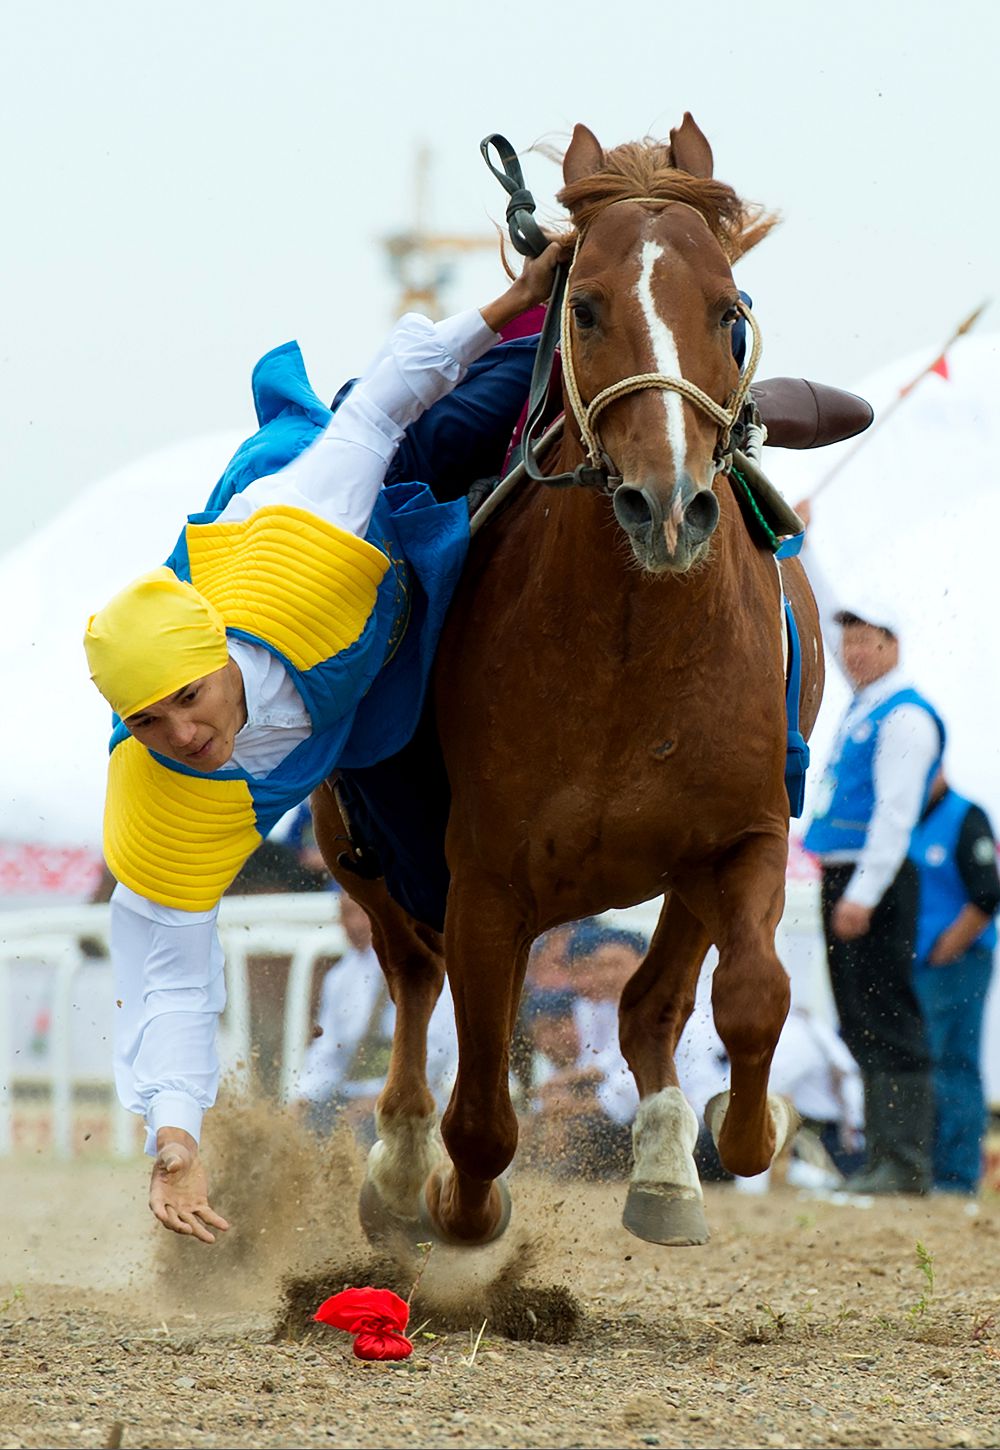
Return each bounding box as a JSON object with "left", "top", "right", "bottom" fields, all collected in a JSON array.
[{"left": 635, "top": 239, "right": 687, "bottom": 473}]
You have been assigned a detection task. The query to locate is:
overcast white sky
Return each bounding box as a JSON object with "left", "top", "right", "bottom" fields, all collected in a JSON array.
[{"left": 2, "top": 0, "right": 996, "bottom": 555}]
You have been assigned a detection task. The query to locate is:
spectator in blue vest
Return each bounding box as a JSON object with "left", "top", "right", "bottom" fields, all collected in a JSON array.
[
  {"left": 910, "top": 769, "right": 1000, "bottom": 1195},
  {"left": 796, "top": 499, "right": 944, "bottom": 1194}
]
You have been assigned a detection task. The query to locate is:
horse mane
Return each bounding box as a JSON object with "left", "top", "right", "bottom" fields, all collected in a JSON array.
[{"left": 556, "top": 138, "right": 778, "bottom": 262}]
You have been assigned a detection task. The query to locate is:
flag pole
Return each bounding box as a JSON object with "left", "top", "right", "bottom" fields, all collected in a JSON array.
[{"left": 808, "top": 300, "right": 990, "bottom": 501}]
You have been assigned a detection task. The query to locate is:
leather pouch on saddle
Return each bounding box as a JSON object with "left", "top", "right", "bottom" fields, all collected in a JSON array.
[
  {"left": 751, "top": 377, "right": 874, "bottom": 450},
  {"left": 729, "top": 378, "right": 874, "bottom": 546}
]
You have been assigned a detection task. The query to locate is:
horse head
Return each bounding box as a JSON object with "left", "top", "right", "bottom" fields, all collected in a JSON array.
[{"left": 557, "top": 116, "right": 777, "bottom": 574}]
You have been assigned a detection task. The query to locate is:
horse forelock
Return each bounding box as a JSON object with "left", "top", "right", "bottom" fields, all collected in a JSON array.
[{"left": 556, "top": 139, "right": 778, "bottom": 262}]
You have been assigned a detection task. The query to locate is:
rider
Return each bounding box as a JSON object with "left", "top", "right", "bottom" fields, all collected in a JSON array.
[{"left": 84, "top": 240, "right": 567, "bottom": 1244}]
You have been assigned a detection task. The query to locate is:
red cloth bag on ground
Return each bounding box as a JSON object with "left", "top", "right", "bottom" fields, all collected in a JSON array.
[{"left": 313, "top": 1286, "right": 413, "bottom": 1361}]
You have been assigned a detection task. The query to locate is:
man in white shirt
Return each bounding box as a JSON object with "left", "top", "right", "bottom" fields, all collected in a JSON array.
[
  {"left": 84, "top": 241, "right": 567, "bottom": 1243},
  {"left": 797, "top": 499, "right": 943, "bottom": 1193}
]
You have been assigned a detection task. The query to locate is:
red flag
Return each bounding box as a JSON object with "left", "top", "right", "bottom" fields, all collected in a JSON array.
[{"left": 899, "top": 351, "right": 951, "bottom": 398}]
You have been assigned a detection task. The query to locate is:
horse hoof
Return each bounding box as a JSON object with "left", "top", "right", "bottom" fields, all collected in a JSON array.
[
  {"left": 622, "top": 1184, "right": 709, "bottom": 1246},
  {"left": 417, "top": 1174, "right": 513, "bottom": 1248},
  {"left": 358, "top": 1178, "right": 426, "bottom": 1249}
]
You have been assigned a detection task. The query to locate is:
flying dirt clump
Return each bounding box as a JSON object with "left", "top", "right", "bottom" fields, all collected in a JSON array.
[{"left": 155, "top": 1091, "right": 368, "bottom": 1308}]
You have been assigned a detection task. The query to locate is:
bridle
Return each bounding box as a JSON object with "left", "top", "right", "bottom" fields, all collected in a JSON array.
[
  {"left": 481, "top": 134, "right": 764, "bottom": 495},
  {"left": 558, "top": 220, "right": 763, "bottom": 487}
]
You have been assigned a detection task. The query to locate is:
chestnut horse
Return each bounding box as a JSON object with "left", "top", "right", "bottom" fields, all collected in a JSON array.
[{"left": 312, "top": 114, "right": 824, "bottom": 1249}]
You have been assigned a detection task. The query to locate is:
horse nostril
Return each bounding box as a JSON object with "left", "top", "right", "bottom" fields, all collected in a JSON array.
[
  {"left": 613, "top": 485, "right": 658, "bottom": 532},
  {"left": 683, "top": 488, "right": 720, "bottom": 541}
]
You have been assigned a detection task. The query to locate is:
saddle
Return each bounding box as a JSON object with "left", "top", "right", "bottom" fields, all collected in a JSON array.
[{"left": 726, "top": 378, "right": 872, "bottom": 551}]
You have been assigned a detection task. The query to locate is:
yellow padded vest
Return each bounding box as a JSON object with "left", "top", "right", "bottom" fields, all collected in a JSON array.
[{"left": 104, "top": 505, "right": 390, "bottom": 910}]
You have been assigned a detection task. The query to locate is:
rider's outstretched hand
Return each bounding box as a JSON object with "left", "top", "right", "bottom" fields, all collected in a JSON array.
[{"left": 149, "top": 1129, "right": 230, "bottom": 1245}]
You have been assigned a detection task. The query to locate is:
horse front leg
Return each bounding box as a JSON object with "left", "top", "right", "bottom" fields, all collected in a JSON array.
[
  {"left": 618, "top": 892, "right": 713, "bottom": 1246},
  {"left": 682, "top": 835, "right": 798, "bottom": 1178},
  {"left": 420, "top": 876, "right": 529, "bottom": 1246}
]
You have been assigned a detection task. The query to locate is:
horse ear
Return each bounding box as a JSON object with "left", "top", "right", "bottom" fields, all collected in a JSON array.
[
  {"left": 669, "top": 112, "right": 714, "bottom": 178},
  {"left": 563, "top": 124, "right": 605, "bottom": 186}
]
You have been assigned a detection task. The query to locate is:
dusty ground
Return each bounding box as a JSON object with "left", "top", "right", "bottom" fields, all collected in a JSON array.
[{"left": 2, "top": 1106, "right": 1000, "bottom": 1450}]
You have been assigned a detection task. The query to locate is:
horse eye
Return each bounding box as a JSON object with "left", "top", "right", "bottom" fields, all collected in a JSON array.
[
  {"left": 721, "top": 305, "right": 740, "bottom": 327},
  {"left": 572, "top": 301, "right": 596, "bottom": 328}
]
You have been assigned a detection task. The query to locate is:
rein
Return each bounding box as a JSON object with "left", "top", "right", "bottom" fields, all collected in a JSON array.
[{"left": 481, "top": 134, "right": 763, "bottom": 494}]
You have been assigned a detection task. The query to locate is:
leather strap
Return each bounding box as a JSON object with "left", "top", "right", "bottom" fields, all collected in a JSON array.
[
  {"left": 480, "top": 132, "right": 619, "bottom": 491},
  {"left": 479, "top": 134, "right": 550, "bottom": 259}
]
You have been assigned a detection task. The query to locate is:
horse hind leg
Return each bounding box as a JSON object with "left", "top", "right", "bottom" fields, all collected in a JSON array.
[
  {"left": 311, "top": 784, "right": 448, "bottom": 1243},
  {"left": 703, "top": 1088, "right": 798, "bottom": 1183},
  {"left": 617, "top": 893, "right": 713, "bottom": 1246}
]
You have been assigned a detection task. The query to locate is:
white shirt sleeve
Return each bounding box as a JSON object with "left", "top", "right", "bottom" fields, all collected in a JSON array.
[
  {"left": 842, "top": 703, "right": 941, "bottom": 908},
  {"left": 570, "top": 998, "right": 640, "bottom": 1125},
  {"left": 110, "top": 883, "right": 225, "bottom": 1155},
  {"left": 292, "top": 947, "right": 383, "bottom": 1104},
  {"left": 218, "top": 308, "right": 499, "bottom": 539}
]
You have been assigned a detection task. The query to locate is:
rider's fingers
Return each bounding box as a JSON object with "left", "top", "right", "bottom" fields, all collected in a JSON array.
[
  {"left": 524, "top": 239, "right": 565, "bottom": 277},
  {"left": 179, "top": 1211, "right": 217, "bottom": 1245},
  {"left": 156, "top": 1203, "right": 194, "bottom": 1236},
  {"left": 541, "top": 238, "right": 571, "bottom": 263},
  {"left": 198, "top": 1207, "right": 230, "bottom": 1231}
]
